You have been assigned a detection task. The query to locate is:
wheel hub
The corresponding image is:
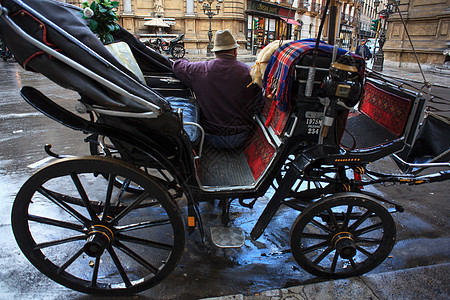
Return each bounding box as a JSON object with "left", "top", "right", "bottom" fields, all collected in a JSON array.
[
  {"left": 332, "top": 232, "right": 356, "bottom": 259},
  {"left": 84, "top": 224, "right": 114, "bottom": 257}
]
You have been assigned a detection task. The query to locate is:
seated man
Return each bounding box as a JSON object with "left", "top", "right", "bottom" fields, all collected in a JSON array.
[{"left": 172, "top": 29, "right": 263, "bottom": 149}]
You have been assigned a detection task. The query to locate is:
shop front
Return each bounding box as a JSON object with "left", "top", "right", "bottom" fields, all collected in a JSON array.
[
  {"left": 339, "top": 24, "right": 354, "bottom": 51},
  {"left": 246, "top": 0, "right": 299, "bottom": 51}
]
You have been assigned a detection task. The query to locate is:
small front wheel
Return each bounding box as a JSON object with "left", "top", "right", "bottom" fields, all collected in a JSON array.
[
  {"left": 170, "top": 44, "right": 185, "bottom": 59},
  {"left": 12, "top": 157, "right": 185, "bottom": 295},
  {"left": 290, "top": 192, "right": 396, "bottom": 278}
]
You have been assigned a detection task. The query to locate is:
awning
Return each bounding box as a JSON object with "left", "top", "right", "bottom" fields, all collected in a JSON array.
[
  {"left": 143, "top": 18, "right": 170, "bottom": 28},
  {"left": 281, "top": 17, "right": 302, "bottom": 26}
]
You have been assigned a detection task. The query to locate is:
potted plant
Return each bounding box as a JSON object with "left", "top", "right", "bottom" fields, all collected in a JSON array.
[{"left": 80, "top": 0, "right": 120, "bottom": 44}]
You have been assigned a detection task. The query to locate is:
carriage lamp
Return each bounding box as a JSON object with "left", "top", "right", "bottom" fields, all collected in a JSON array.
[{"left": 201, "top": 0, "right": 222, "bottom": 56}]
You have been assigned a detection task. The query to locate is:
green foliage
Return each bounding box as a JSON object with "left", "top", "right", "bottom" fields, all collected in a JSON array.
[{"left": 80, "top": 1, "right": 120, "bottom": 44}]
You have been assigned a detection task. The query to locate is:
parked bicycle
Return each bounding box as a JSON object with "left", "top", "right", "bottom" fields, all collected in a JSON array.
[{"left": 145, "top": 34, "right": 185, "bottom": 59}]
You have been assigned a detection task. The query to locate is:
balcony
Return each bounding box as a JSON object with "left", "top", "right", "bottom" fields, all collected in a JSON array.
[{"left": 297, "top": 0, "right": 310, "bottom": 12}]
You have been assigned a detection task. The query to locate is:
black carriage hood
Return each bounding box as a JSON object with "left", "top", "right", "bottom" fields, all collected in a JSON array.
[{"left": 0, "top": 0, "right": 172, "bottom": 114}]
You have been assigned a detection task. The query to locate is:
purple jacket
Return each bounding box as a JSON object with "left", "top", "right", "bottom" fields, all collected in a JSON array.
[{"left": 172, "top": 54, "right": 263, "bottom": 136}]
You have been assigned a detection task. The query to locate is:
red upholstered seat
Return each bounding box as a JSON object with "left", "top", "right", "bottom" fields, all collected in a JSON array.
[
  {"left": 359, "top": 82, "right": 413, "bottom": 137},
  {"left": 243, "top": 127, "right": 276, "bottom": 180},
  {"left": 243, "top": 96, "right": 292, "bottom": 181}
]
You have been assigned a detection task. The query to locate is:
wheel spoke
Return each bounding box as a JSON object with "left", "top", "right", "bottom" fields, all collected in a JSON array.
[
  {"left": 326, "top": 208, "right": 338, "bottom": 229},
  {"left": 57, "top": 246, "right": 85, "bottom": 274},
  {"left": 91, "top": 257, "right": 101, "bottom": 288},
  {"left": 313, "top": 181, "right": 323, "bottom": 189},
  {"left": 107, "top": 245, "right": 132, "bottom": 288},
  {"left": 349, "top": 258, "right": 357, "bottom": 269},
  {"left": 300, "top": 232, "right": 329, "bottom": 240},
  {"left": 355, "top": 245, "right": 374, "bottom": 258},
  {"left": 348, "top": 210, "right": 371, "bottom": 232},
  {"left": 293, "top": 180, "right": 303, "bottom": 193},
  {"left": 158, "top": 169, "right": 171, "bottom": 183},
  {"left": 354, "top": 222, "right": 383, "bottom": 236},
  {"left": 312, "top": 246, "right": 334, "bottom": 265},
  {"left": 110, "top": 191, "right": 151, "bottom": 224},
  {"left": 115, "top": 219, "right": 172, "bottom": 232},
  {"left": 355, "top": 237, "right": 382, "bottom": 245},
  {"left": 342, "top": 205, "right": 353, "bottom": 230},
  {"left": 28, "top": 214, "right": 85, "bottom": 232},
  {"left": 117, "top": 234, "right": 173, "bottom": 251},
  {"left": 38, "top": 187, "right": 91, "bottom": 226},
  {"left": 102, "top": 174, "right": 116, "bottom": 222},
  {"left": 115, "top": 241, "right": 159, "bottom": 274},
  {"left": 70, "top": 173, "right": 100, "bottom": 223},
  {"left": 302, "top": 240, "right": 329, "bottom": 254},
  {"left": 116, "top": 178, "right": 132, "bottom": 206},
  {"left": 330, "top": 251, "right": 339, "bottom": 273},
  {"left": 310, "top": 218, "right": 334, "bottom": 234},
  {"left": 41, "top": 188, "right": 101, "bottom": 209},
  {"left": 33, "top": 234, "right": 86, "bottom": 250}
]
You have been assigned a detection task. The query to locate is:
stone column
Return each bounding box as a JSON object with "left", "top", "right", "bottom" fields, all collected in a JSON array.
[
  {"left": 186, "top": 0, "right": 195, "bottom": 17},
  {"left": 123, "top": 0, "right": 132, "bottom": 14},
  {"left": 121, "top": 0, "right": 135, "bottom": 33},
  {"left": 184, "top": 0, "right": 198, "bottom": 52}
]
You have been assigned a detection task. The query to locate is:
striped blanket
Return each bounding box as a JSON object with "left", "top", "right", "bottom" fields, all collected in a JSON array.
[{"left": 262, "top": 39, "right": 356, "bottom": 125}]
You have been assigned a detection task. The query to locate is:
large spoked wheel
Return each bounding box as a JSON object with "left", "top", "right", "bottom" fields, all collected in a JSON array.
[
  {"left": 170, "top": 44, "right": 185, "bottom": 59},
  {"left": 290, "top": 192, "right": 396, "bottom": 279},
  {"left": 12, "top": 157, "right": 185, "bottom": 295}
]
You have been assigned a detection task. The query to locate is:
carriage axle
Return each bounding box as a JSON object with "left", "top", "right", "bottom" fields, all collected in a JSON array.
[{"left": 84, "top": 225, "right": 114, "bottom": 257}]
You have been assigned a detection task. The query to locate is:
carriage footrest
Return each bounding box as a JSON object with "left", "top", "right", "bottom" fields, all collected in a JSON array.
[{"left": 210, "top": 227, "right": 245, "bottom": 248}]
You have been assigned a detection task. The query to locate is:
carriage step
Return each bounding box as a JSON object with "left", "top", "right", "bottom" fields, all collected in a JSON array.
[{"left": 210, "top": 227, "right": 245, "bottom": 248}]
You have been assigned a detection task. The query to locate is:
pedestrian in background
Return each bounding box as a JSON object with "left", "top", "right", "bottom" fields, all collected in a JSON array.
[{"left": 355, "top": 39, "right": 372, "bottom": 60}]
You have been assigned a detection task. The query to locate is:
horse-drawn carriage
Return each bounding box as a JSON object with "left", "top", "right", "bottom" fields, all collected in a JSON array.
[{"left": 0, "top": 0, "right": 448, "bottom": 295}]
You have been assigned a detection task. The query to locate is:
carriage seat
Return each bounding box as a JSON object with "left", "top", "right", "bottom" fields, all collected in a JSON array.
[
  {"left": 166, "top": 96, "right": 200, "bottom": 144},
  {"left": 105, "top": 43, "right": 200, "bottom": 144},
  {"left": 105, "top": 42, "right": 146, "bottom": 84}
]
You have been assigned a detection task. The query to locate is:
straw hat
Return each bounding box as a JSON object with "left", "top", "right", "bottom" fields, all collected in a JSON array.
[{"left": 212, "top": 29, "right": 240, "bottom": 52}]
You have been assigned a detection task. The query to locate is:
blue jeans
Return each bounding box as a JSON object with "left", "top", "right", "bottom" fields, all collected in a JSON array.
[{"left": 205, "top": 132, "right": 249, "bottom": 149}]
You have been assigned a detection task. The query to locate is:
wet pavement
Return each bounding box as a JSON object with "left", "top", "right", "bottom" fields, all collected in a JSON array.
[{"left": 0, "top": 58, "right": 449, "bottom": 299}]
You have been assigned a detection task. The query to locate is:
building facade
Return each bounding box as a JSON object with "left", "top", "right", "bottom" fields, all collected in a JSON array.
[
  {"left": 383, "top": 0, "right": 450, "bottom": 68},
  {"left": 245, "top": 0, "right": 298, "bottom": 51},
  {"left": 65, "top": 0, "right": 386, "bottom": 53}
]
